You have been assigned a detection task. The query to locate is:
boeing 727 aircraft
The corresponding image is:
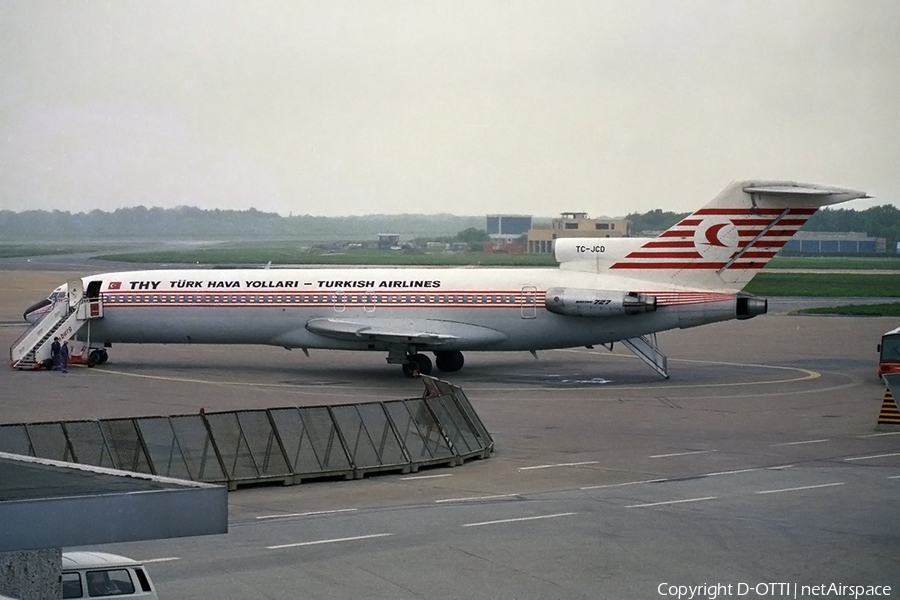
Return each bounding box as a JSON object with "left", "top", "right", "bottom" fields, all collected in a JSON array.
[{"left": 12, "top": 181, "right": 866, "bottom": 378}]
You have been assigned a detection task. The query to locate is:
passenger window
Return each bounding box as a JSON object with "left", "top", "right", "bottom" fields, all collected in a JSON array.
[
  {"left": 86, "top": 568, "right": 135, "bottom": 596},
  {"left": 62, "top": 572, "right": 83, "bottom": 599}
]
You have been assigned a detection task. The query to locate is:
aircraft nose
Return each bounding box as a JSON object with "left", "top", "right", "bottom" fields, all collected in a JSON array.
[{"left": 23, "top": 298, "right": 51, "bottom": 323}]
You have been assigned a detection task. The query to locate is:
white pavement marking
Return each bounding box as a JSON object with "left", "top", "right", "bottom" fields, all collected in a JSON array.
[
  {"left": 435, "top": 493, "right": 517, "bottom": 503},
  {"left": 771, "top": 439, "right": 830, "bottom": 446},
  {"left": 581, "top": 478, "right": 668, "bottom": 490},
  {"left": 650, "top": 450, "right": 715, "bottom": 458},
  {"left": 267, "top": 533, "right": 393, "bottom": 549},
  {"left": 858, "top": 431, "right": 900, "bottom": 438},
  {"left": 463, "top": 512, "right": 577, "bottom": 527},
  {"left": 581, "top": 464, "right": 797, "bottom": 491},
  {"left": 889, "top": 475, "right": 900, "bottom": 479},
  {"left": 553, "top": 350, "right": 822, "bottom": 391},
  {"left": 705, "top": 468, "right": 760, "bottom": 477},
  {"left": 140, "top": 557, "right": 181, "bottom": 564},
  {"left": 98, "top": 368, "right": 395, "bottom": 397},
  {"left": 399, "top": 473, "right": 453, "bottom": 480},
  {"left": 255, "top": 508, "right": 358, "bottom": 520},
  {"left": 845, "top": 452, "right": 900, "bottom": 461},
  {"left": 518, "top": 461, "right": 599, "bottom": 471},
  {"left": 756, "top": 482, "right": 845, "bottom": 495},
  {"left": 626, "top": 496, "right": 718, "bottom": 509}
]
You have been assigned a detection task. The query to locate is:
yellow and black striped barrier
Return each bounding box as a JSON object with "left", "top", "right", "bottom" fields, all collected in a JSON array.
[{"left": 877, "top": 388, "right": 900, "bottom": 429}]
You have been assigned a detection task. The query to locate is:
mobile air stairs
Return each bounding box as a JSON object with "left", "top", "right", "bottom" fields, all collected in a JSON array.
[{"left": 10, "top": 278, "right": 105, "bottom": 370}]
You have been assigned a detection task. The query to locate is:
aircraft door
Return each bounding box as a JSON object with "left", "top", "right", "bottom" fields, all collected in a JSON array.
[
  {"left": 364, "top": 293, "right": 376, "bottom": 314},
  {"left": 67, "top": 278, "right": 85, "bottom": 309},
  {"left": 83, "top": 280, "right": 105, "bottom": 318},
  {"left": 333, "top": 290, "right": 346, "bottom": 313},
  {"left": 85, "top": 280, "right": 103, "bottom": 299},
  {"left": 520, "top": 285, "right": 537, "bottom": 319}
]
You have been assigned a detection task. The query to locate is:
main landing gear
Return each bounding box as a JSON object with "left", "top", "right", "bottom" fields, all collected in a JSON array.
[
  {"left": 399, "top": 350, "right": 465, "bottom": 378},
  {"left": 86, "top": 349, "right": 109, "bottom": 367},
  {"left": 435, "top": 350, "right": 464, "bottom": 373},
  {"left": 402, "top": 353, "right": 432, "bottom": 378}
]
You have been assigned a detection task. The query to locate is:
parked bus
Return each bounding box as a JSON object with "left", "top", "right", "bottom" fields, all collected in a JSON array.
[{"left": 878, "top": 325, "right": 900, "bottom": 377}]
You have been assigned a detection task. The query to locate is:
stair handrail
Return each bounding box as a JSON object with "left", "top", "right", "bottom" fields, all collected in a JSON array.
[{"left": 9, "top": 299, "right": 74, "bottom": 363}]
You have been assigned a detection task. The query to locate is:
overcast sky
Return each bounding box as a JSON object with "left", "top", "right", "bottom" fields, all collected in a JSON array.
[{"left": 1, "top": 1, "right": 897, "bottom": 217}]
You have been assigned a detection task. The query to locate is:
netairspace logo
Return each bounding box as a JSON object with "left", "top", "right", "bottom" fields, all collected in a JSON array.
[{"left": 657, "top": 582, "right": 892, "bottom": 599}]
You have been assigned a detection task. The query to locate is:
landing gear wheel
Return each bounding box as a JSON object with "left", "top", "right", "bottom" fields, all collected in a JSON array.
[
  {"left": 435, "top": 350, "right": 465, "bottom": 373},
  {"left": 88, "top": 349, "right": 103, "bottom": 367},
  {"left": 98, "top": 350, "right": 109, "bottom": 364},
  {"left": 401, "top": 353, "right": 433, "bottom": 378}
]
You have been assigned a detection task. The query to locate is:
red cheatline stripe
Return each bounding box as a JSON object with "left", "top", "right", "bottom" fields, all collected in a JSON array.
[
  {"left": 642, "top": 241, "right": 696, "bottom": 248},
  {"left": 673, "top": 213, "right": 814, "bottom": 229},
  {"left": 625, "top": 251, "right": 704, "bottom": 259},
  {"left": 610, "top": 262, "right": 766, "bottom": 270},
  {"left": 730, "top": 218, "right": 809, "bottom": 226},
  {"left": 107, "top": 289, "right": 545, "bottom": 296},
  {"left": 632, "top": 245, "right": 784, "bottom": 255},
  {"left": 626, "top": 249, "right": 777, "bottom": 260},
  {"left": 650, "top": 294, "right": 734, "bottom": 300},
  {"left": 657, "top": 228, "right": 802, "bottom": 239},
  {"left": 693, "top": 208, "right": 816, "bottom": 216},
  {"left": 671, "top": 218, "right": 808, "bottom": 227},
  {"left": 755, "top": 229, "right": 804, "bottom": 237},
  {"left": 739, "top": 240, "right": 788, "bottom": 248},
  {"left": 736, "top": 251, "right": 778, "bottom": 259}
]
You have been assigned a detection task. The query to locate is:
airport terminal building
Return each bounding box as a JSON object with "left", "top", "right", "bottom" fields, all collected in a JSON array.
[{"left": 527, "top": 212, "right": 631, "bottom": 254}]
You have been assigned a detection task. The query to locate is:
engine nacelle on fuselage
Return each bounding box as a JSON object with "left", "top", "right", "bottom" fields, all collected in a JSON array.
[{"left": 544, "top": 287, "right": 657, "bottom": 318}]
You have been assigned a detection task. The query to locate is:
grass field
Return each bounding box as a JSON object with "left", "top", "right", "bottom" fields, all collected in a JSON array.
[
  {"left": 765, "top": 256, "right": 900, "bottom": 270},
  {"left": 0, "top": 243, "right": 130, "bottom": 259},
  {"left": 742, "top": 272, "right": 900, "bottom": 297},
  {"left": 93, "top": 246, "right": 900, "bottom": 268},
  {"left": 94, "top": 247, "right": 561, "bottom": 267},
  {"left": 798, "top": 303, "right": 900, "bottom": 317}
]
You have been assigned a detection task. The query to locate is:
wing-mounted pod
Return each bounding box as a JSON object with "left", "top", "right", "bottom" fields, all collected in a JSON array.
[{"left": 545, "top": 287, "right": 657, "bottom": 318}]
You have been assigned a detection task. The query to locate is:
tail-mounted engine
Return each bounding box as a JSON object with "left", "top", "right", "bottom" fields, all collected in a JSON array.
[
  {"left": 735, "top": 294, "right": 767, "bottom": 320},
  {"left": 545, "top": 288, "right": 657, "bottom": 318}
]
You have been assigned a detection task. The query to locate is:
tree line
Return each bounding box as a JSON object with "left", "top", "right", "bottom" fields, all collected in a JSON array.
[
  {"left": 1, "top": 204, "right": 898, "bottom": 250},
  {"left": 0, "top": 206, "right": 482, "bottom": 242}
]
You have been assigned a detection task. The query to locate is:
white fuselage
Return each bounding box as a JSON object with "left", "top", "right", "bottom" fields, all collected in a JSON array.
[{"left": 74, "top": 266, "right": 740, "bottom": 352}]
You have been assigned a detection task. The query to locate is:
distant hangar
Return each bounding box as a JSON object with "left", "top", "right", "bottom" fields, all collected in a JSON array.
[{"left": 781, "top": 231, "right": 887, "bottom": 255}]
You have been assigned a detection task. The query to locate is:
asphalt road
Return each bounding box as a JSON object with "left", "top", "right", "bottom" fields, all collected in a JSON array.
[{"left": 2, "top": 268, "right": 899, "bottom": 599}]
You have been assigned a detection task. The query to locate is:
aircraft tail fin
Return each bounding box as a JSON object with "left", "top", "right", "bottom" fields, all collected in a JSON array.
[{"left": 556, "top": 181, "right": 867, "bottom": 290}]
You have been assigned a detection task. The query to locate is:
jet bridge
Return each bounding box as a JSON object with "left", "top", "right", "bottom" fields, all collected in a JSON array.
[{"left": 9, "top": 278, "right": 104, "bottom": 370}]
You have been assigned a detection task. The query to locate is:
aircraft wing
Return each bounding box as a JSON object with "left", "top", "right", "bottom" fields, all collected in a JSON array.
[{"left": 306, "top": 318, "right": 458, "bottom": 344}]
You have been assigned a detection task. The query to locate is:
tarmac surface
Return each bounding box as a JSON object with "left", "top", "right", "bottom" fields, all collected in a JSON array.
[{"left": 2, "top": 267, "right": 899, "bottom": 599}]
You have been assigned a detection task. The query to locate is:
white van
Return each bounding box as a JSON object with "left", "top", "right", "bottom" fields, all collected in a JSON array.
[{"left": 61, "top": 552, "right": 158, "bottom": 599}]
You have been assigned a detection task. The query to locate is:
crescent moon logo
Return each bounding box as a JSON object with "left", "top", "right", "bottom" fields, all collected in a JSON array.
[
  {"left": 693, "top": 218, "right": 739, "bottom": 261},
  {"left": 704, "top": 223, "right": 729, "bottom": 247}
]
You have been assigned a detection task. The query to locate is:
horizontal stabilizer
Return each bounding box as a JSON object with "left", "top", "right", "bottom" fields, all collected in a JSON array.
[{"left": 743, "top": 183, "right": 869, "bottom": 198}]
